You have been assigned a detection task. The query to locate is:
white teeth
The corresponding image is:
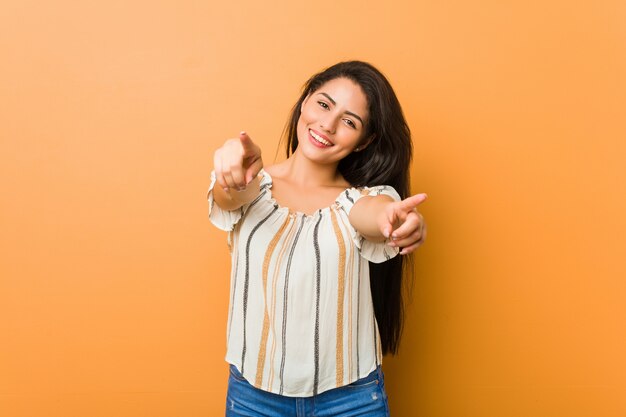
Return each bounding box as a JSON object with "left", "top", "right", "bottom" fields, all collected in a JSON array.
[{"left": 310, "top": 130, "right": 332, "bottom": 146}]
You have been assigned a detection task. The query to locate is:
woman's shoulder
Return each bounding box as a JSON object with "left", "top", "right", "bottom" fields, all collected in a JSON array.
[{"left": 263, "top": 163, "right": 290, "bottom": 182}]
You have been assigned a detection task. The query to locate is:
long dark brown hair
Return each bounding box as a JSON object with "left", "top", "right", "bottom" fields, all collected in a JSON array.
[{"left": 283, "top": 61, "right": 414, "bottom": 355}]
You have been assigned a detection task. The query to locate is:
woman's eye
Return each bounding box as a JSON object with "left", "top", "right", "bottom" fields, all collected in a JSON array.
[
  {"left": 344, "top": 119, "right": 356, "bottom": 128},
  {"left": 318, "top": 101, "right": 329, "bottom": 109}
]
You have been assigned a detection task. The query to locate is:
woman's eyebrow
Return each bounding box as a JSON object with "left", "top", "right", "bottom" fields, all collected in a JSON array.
[{"left": 319, "top": 92, "right": 364, "bottom": 126}]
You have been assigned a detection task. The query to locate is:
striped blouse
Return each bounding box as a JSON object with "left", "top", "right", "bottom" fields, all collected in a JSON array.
[{"left": 208, "top": 170, "right": 400, "bottom": 397}]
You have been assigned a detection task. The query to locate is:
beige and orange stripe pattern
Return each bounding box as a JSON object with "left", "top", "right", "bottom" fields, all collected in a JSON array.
[
  {"left": 255, "top": 214, "right": 292, "bottom": 387},
  {"left": 208, "top": 170, "right": 401, "bottom": 397},
  {"left": 329, "top": 207, "right": 346, "bottom": 386}
]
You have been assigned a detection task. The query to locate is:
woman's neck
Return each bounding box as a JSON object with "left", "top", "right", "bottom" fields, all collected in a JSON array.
[{"left": 273, "top": 149, "right": 347, "bottom": 188}]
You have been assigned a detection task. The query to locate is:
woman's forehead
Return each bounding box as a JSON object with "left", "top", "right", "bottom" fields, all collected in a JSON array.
[{"left": 312, "top": 78, "right": 369, "bottom": 115}]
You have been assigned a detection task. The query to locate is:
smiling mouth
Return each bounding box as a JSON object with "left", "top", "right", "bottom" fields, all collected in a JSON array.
[{"left": 309, "top": 129, "right": 333, "bottom": 146}]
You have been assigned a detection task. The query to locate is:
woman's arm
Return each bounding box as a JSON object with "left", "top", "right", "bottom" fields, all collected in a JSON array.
[
  {"left": 211, "top": 131, "right": 263, "bottom": 211},
  {"left": 210, "top": 175, "right": 262, "bottom": 211},
  {"left": 349, "top": 193, "right": 428, "bottom": 255}
]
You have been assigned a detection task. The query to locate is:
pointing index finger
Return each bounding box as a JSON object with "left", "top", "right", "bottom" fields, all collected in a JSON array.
[
  {"left": 239, "top": 131, "right": 254, "bottom": 149},
  {"left": 398, "top": 193, "right": 428, "bottom": 211}
]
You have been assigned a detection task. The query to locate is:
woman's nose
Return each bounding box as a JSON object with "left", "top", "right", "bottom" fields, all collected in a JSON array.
[{"left": 320, "top": 114, "right": 338, "bottom": 133}]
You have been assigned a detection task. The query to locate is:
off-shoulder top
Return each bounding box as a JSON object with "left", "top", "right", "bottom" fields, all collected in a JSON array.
[{"left": 208, "top": 170, "right": 400, "bottom": 397}]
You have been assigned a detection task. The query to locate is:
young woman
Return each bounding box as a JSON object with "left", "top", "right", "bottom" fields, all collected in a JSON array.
[{"left": 208, "top": 61, "right": 427, "bottom": 416}]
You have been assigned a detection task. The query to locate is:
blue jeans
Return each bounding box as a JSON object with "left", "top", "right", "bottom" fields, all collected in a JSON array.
[{"left": 225, "top": 365, "right": 390, "bottom": 417}]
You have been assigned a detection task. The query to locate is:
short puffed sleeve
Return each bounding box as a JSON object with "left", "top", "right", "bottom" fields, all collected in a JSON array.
[
  {"left": 336, "top": 185, "right": 402, "bottom": 263},
  {"left": 206, "top": 171, "right": 246, "bottom": 231}
]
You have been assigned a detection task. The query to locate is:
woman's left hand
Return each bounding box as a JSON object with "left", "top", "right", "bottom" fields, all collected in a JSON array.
[{"left": 378, "top": 193, "right": 428, "bottom": 255}]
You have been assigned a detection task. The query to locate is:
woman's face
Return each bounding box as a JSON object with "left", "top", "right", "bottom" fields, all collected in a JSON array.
[{"left": 296, "top": 77, "right": 369, "bottom": 166}]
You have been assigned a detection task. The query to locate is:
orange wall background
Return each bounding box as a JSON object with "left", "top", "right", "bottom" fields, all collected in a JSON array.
[{"left": 1, "top": 1, "right": 625, "bottom": 416}]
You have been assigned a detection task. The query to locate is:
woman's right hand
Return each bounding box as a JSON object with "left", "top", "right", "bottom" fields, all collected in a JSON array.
[{"left": 213, "top": 131, "right": 263, "bottom": 193}]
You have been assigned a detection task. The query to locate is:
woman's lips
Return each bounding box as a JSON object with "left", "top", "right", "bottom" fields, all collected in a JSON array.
[{"left": 309, "top": 129, "right": 333, "bottom": 147}]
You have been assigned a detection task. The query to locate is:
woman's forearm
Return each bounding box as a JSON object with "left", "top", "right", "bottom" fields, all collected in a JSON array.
[
  {"left": 211, "top": 175, "right": 262, "bottom": 211},
  {"left": 348, "top": 195, "right": 394, "bottom": 242}
]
